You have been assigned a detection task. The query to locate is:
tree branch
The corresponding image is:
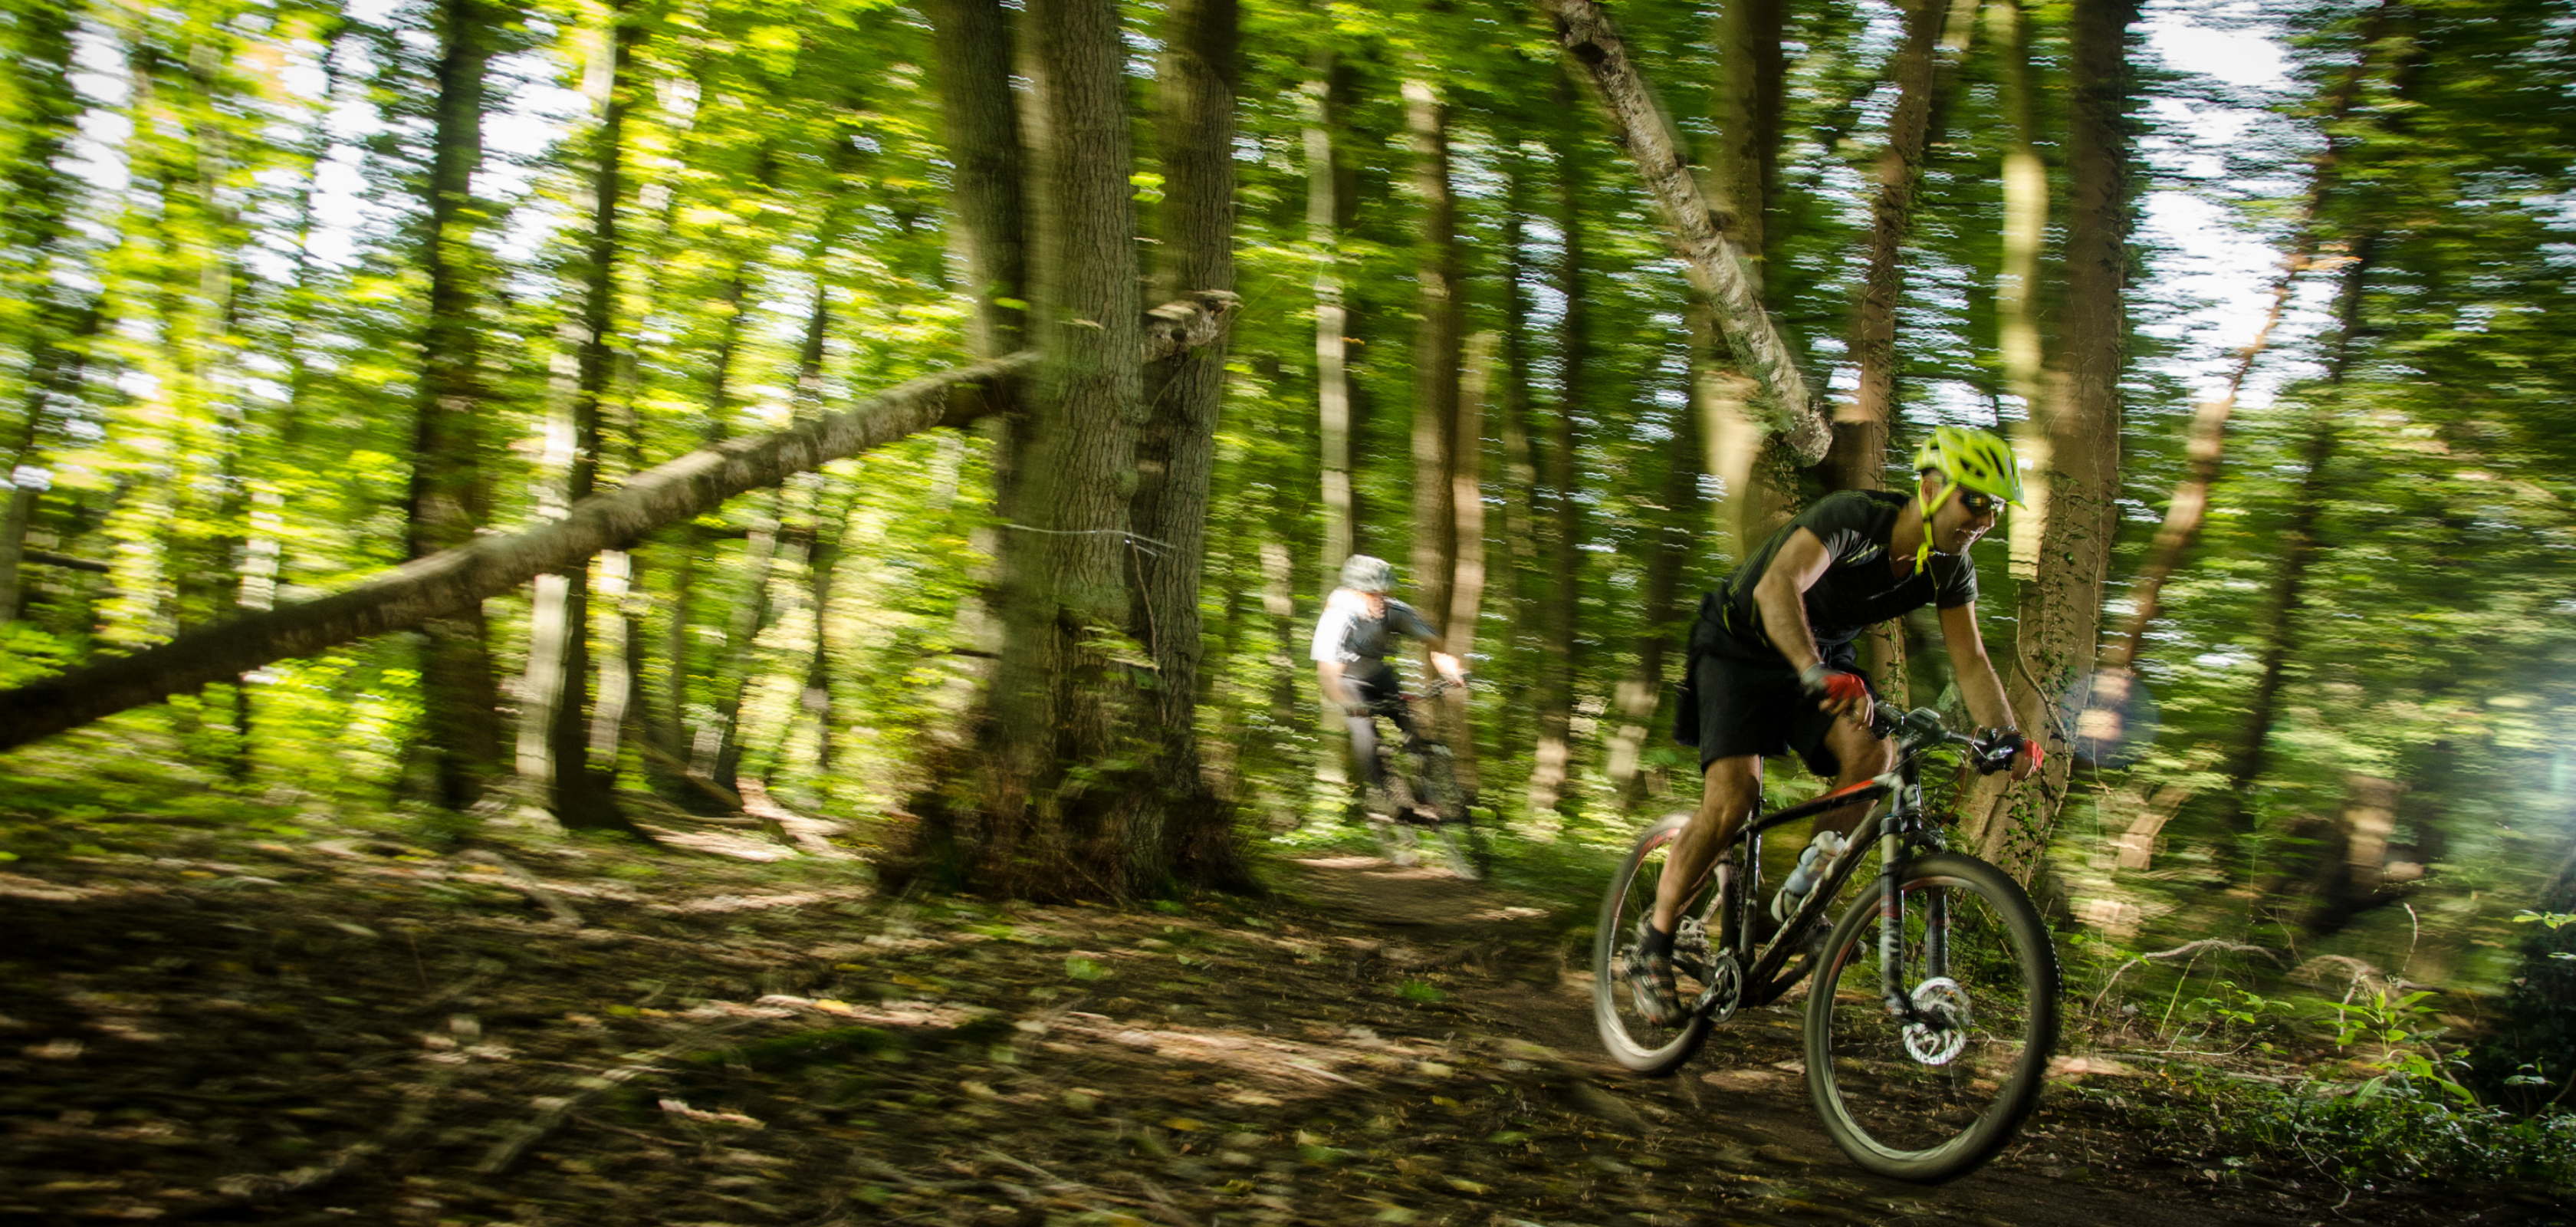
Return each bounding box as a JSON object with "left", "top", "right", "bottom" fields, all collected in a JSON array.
[
  {"left": 0, "top": 294, "right": 1239, "bottom": 753},
  {"left": 1540, "top": 0, "right": 1826, "bottom": 462}
]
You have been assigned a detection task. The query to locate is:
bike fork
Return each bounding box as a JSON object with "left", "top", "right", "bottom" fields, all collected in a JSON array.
[{"left": 1878, "top": 828, "right": 1908, "bottom": 1017}]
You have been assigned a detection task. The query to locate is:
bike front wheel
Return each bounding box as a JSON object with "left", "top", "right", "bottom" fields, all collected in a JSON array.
[
  {"left": 1804, "top": 851, "right": 2058, "bottom": 1183},
  {"left": 1592, "top": 814, "right": 1716, "bottom": 1075},
  {"left": 1408, "top": 745, "right": 1484, "bottom": 880}
]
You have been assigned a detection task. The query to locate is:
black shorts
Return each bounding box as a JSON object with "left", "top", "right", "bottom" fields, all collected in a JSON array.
[{"left": 1673, "top": 596, "right": 1872, "bottom": 778}]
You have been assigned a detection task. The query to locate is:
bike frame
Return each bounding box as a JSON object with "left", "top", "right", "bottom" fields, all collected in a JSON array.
[{"left": 1697, "top": 708, "right": 1965, "bottom": 1019}]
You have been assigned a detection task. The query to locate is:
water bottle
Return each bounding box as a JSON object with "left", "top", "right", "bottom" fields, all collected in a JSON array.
[{"left": 1773, "top": 829, "right": 1849, "bottom": 921}]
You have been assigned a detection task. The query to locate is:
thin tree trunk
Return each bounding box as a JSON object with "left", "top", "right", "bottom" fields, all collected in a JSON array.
[
  {"left": 1496, "top": 168, "right": 1540, "bottom": 732},
  {"left": 1839, "top": 0, "right": 1976, "bottom": 696},
  {"left": 0, "top": 2, "right": 90, "bottom": 628},
  {"left": 2216, "top": 235, "right": 2377, "bottom": 835},
  {"left": 408, "top": 0, "right": 504, "bottom": 811},
  {"left": 1530, "top": 84, "right": 1588, "bottom": 819},
  {"left": 1305, "top": 46, "right": 1355, "bottom": 799},
  {"left": 1965, "top": 0, "right": 2137, "bottom": 880},
  {"left": 540, "top": 8, "right": 642, "bottom": 832},
  {"left": 1445, "top": 332, "right": 1491, "bottom": 793},
  {"left": 1609, "top": 355, "right": 1700, "bottom": 811},
  {"left": 1992, "top": 0, "right": 2052, "bottom": 584},
  {"left": 1133, "top": 0, "right": 1244, "bottom": 886},
  {"left": 1405, "top": 71, "right": 1460, "bottom": 696},
  {"left": 1700, "top": 0, "right": 1790, "bottom": 561},
  {"left": 1543, "top": 0, "right": 1826, "bottom": 464}
]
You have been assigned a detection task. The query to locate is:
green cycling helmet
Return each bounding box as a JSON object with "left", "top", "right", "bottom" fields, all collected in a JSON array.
[{"left": 1912, "top": 425, "right": 2024, "bottom": 507}]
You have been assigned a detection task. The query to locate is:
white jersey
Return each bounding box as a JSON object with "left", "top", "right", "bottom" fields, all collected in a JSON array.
[{"left": 1309, "top": 589, "right": 1438, "bottom": 665}]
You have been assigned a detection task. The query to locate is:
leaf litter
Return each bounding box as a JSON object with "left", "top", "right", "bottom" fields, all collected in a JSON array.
[{"left": 0, "top": 821, "right": 2555, "bottom": 1226}]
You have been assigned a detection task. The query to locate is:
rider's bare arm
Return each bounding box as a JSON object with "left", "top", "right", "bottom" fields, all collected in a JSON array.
[
  {"left": 1752, "top": 529, "right": 1871, "bottom": 719},
  {"left": 1938, "top": 601, "right": 2038, "bottom": 781}
]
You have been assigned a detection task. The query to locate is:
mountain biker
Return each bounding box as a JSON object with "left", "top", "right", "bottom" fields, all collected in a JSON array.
[
  {"left": 1628, "top": 426, "right": 2044, "bottom": 1024},
  {"left": 1312, "top": 554, "right": 1467, "bottom": 810}
]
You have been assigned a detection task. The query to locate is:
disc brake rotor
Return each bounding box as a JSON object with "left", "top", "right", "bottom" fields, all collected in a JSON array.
[{"left": 1901, "top": 976, "right": 1972, "bottom": 1066}]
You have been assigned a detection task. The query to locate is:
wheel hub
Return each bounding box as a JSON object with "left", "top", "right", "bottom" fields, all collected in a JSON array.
[{"left": 1901, "top": 976, "right": 1972, "bottom": 1065}]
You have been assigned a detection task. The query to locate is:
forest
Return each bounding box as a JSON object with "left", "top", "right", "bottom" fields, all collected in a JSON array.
[{"left": 2, "top": 0, "right": 2574, "bottom": 1219}]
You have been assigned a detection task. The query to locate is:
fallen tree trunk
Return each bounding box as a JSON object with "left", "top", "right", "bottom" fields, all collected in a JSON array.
[
  {"left": 1541, "top": 0, "right": 1827, "bottom": 464},
  {"left": 0, "top": 291, "right": 1237, "bottom": 754}
]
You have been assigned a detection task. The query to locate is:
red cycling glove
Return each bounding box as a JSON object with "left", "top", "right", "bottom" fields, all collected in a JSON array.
[{"left": 1798, "top": 663, "right": 1870, "bottom": 708}]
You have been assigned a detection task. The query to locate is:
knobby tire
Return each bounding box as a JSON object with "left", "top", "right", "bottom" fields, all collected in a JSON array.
[{"left": 1803, "top": 851, "right": 2059, "bottom": 1183}]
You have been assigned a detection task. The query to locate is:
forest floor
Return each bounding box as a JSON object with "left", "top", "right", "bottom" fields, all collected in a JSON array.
[{"left": 0, "top": 811, "right": 2566, "bottom": 1227}]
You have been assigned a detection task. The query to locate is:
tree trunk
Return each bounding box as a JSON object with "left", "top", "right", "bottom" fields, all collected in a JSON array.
[
  {"left": 1543, "top": 0, "right": 1826, "bottom": 464},
  {"left": 1992, "top": 0, "right": 2051, "bottom": 584},
  {"left": 540, "top": 8, "right": 642, "bottom": 833},
  {"left": 1444, "top": 332, "right": 1491, "bottom": 793},
  {"left": 1132, "top": 0, "right": 1245, "bottom": 886},
  {"left": 1405, "top": 71, "right": 1461, "bottom": 702},
  {"left": 1530, "top": 87, "right": 1588, "bottom": 820},
  {"left": 918, "top": 0, "right": 1158, "bottom": 900},
  {"left": 930, "top": 0, "right": 1029, "bottom": 362},
  {"left": 407, "top": 0, "right": 504, "bottom": 811},
  {"left": 0, "top": 2, "right": 87, "bottom": 629},
  {"left": 2216, "top": 235, "right": 2377, "bottom": 834},
  {"left": 1964, "top": 0, "right": 2138, "bottom": 880},
  {"left": 1305, "top": 46, "right": 1355, "bottom": 799},
  {"left": 1495, "top": 167, "right": 1540, "bottom": 732},
  {"left": 1700, "top": 0, "right": 1792, "bottom": 561},
  {"left": 1608, "top": 356, "right": 1700, "bottom": 811},
  {"left": 1832, "top": 0, "right": 1950, "bottom": 497}
]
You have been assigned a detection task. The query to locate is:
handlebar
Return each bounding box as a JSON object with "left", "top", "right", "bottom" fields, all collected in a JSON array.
[{"left": 1868, "top": 700, "right": 2022, "bottom": 775}]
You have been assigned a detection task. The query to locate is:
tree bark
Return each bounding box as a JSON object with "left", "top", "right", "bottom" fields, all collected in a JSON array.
[
  {"left": 1405, "top": 72, "right": 1461, "bottom": 704},
  {"left": 928, "top": 0, "right": 1030, "bottom": 362},
  {"left": 407, "top": 0, "right": 504, "bottom": 810},
  {"left": 912, "top": 0, "right": 1181, "bottom": 900},
  {"left": 1132, "top": 0, "right": 1245, "bottom": 886},
  {"left": 1699, "top": 0, "right": 1792, "bottom": 561},
  {"left": 1965, "top": 0, "right": 2137, "bottom": 881},
  {"left": 539, "top": 7, "right": 643, "bottom": 832},
  {"left": 1543, "top": 0, "right": 1826, "bottom": 464},
  {"left": 1305, "top": 46, "right": 1355, "bottom": 800},
  {"left": 1992, "top": 0, "right": 2052, "bottom": 584}
]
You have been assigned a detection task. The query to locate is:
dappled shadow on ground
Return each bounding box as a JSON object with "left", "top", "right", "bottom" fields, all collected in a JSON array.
[{"left": 0, "top": 836, "right": 2559, "bottom": 1225}]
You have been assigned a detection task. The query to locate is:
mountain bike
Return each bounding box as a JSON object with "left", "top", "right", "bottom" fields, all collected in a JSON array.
[
  {"left": 1591, "top": 702, "right": 2059, "bottom": 1183},
  {"left": 1357, "top": 676, "right": 1489, "bottom": 880}
]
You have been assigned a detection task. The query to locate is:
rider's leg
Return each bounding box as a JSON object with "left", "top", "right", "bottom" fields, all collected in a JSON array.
[
  {"left": 1651, "top": 753, "right": 1763, "bottom": 936},
  {"left": 1346, "top": 711, "right": 1384, "bottom": 786},
  {"left": 1811, "top": 715, "right": 1896, "bottom": 840}
]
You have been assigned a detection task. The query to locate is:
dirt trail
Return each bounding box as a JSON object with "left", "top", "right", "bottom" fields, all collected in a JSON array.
[
  {"left": 0, "top": 837, "right": 2557, "bottom": 1226},
  {"left": 1285, "top": 854, "right": 2561, "bottom": 1227}
]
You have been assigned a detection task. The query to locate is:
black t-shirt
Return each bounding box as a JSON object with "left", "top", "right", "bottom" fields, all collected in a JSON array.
[{"left": 1713, "top": 490, "right": 1978, "bottom": 654}]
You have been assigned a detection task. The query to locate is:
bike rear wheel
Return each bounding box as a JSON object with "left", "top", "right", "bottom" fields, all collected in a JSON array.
[
  {"left": 1408, "top": 745, "right": 1484, "bottom": 880},
  {"left": 1804, "top": 851, "right": 2058, "bottom": 1183},
  {"left": 1592, "top": 814, "right": 1716, "bottom": 1075}
]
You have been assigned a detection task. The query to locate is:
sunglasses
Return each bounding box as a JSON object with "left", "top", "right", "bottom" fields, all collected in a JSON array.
[{"left": 1957, "top": 490, "right": 2002, "bottom": 518}]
